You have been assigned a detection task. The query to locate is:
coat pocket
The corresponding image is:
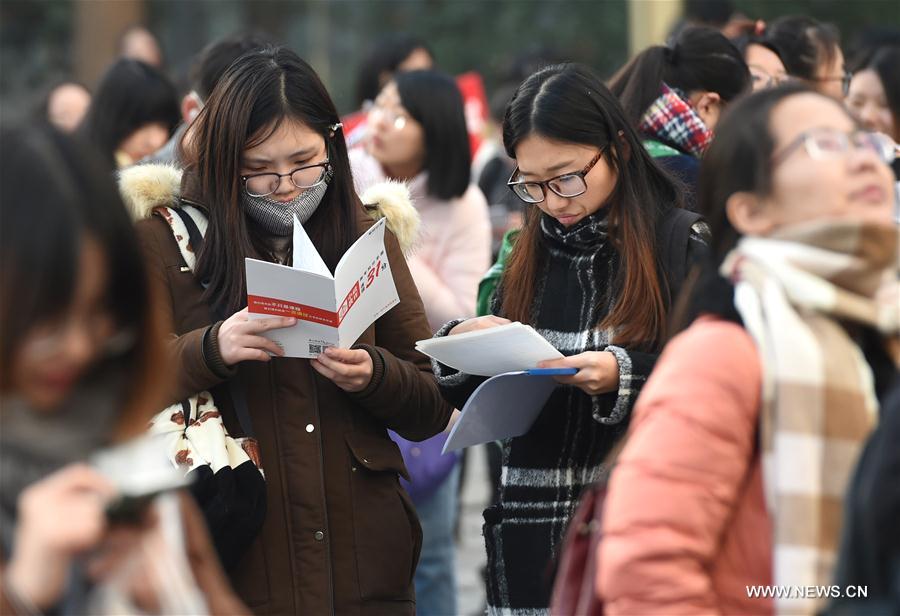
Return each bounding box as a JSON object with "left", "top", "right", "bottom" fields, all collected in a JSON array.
[{"left": 345, "top": 432, "right": 421, "bottom": 601}]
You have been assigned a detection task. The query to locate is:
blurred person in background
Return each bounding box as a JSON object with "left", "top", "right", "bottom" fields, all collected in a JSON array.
[
  {"left": 733, "top": 30, "right": 789, "bottom": 91},
  {"left": 847, "top": 46, "right": 900, "bottom": 190},
  {"left": 599, "top": 84, "right": 898, "bottom": 615},
  {"left": 80, "top": 58, "right": 179, "bottom": 169},
  {"left": 609, "top": 26, "right": 751, "bottom": 207},
  {"left": 473, "top": 83, "right": 524, "bottom": 259},
  {"left": 433, "top": 63, "right": 706, "bottom": 613},
  {"left": 355, "top": 34, "right": 434, "bottom": 110},
  {"left": 118, "top": 24, "right": 164, "bottom": 69},
  {"left": 0, "top": 124, "right": 246, "bottom": 615},
  {"left": 351, "top": 68, "right": 491, "bottom": 616},
  {"left": 143, "top": 32, "right": 273, "bottom": 166},
  {"left": 345, "top": 34, "right": 434, "bottom": 147},
  {"left": 847, "top": 46, "right": 900, "bottom": 143},
  {"left": 130, "top": 46, "right": 452, "bottom": 614},
  {"left": 38, "top": 80, "right": 91, "bottom": 133},
  {"left": 768, "top": 16, "right": 849, "bottom": 101}
]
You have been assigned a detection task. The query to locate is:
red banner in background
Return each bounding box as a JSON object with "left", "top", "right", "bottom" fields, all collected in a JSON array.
[{"left": 456, "top": 71, "right": 488, "bottom": 158}]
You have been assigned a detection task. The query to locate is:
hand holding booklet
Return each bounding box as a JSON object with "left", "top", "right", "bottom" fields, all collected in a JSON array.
[
  {"left": 415, "top": 322, "right": 575, "bottom": 453},
  {"left": 245, "top": 215, "right": 399, "bottom": 358}
]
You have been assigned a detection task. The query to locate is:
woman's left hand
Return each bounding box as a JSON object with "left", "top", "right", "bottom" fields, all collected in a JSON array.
[
  {"left": 537, "top": 351, "right": 620, "bottom": 396},
  {"left": 311, "top": 347, "right": 374, "bottom": 393}
]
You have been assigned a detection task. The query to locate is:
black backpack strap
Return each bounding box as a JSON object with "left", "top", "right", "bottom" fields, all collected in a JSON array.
[
  {"left": 171, "top": 205, "right": 206, "bottom": 260},
  {"left": 656, "top": 207, "right": 704, "bottom": 303}
]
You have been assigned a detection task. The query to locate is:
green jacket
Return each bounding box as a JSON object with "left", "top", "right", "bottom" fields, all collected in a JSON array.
[{"left": 476, "top": 228, "right": 519, "bottom": 316}]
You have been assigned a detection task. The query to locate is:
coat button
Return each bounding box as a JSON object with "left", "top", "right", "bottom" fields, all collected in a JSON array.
[
  {"left": 305, "top": 424, "right": 315, "bottom": 433},
  {"left": 314, "top": 531, "right": 325, "bottom": 541},
  {"left": 362, "top": 458, "right": 369, "bottom": 464}
]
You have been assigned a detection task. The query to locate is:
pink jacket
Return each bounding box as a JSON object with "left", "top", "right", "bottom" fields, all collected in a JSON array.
[
  {"left": 598, "top": 316, "right": 774, "bottom": 615},
  {"left": 350, "top": 149, "right": 492, "bottom": 333}
]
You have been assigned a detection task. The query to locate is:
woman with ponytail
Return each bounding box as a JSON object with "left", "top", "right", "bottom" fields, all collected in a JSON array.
[
  {"left": 431, "top": 63, "right": 707, "bottom": 613},
  {"left": 609, "top": 26, "right": 750, "bottom": 205}
]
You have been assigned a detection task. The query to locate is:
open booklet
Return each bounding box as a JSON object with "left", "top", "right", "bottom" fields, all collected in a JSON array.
[
  {"left": 245, "top": 215, "right": 399, "bottom": 358},
  {"left": 415, "top": 322, "right": 576, "bottom": 453}
]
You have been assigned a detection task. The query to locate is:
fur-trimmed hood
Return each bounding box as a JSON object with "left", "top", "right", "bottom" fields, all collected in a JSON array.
[{"left": 118, "top": 163, "right": 420, "bottom": 254}]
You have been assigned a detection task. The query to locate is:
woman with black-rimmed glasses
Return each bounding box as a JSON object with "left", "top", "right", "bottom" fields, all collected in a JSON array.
[
  {"left": 128, "top": 46, "right": 452, "bottom": 614},
  {"left": 430, "top": 63, "right": 708, "bottom": 613}
]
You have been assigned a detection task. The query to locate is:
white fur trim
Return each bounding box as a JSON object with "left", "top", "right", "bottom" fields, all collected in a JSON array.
[
  {"left": 118, "top": 163, "right": 183, "bottom": 220},
  {"left": 361, "top": 180, "right": 420, "bottom": 256}
]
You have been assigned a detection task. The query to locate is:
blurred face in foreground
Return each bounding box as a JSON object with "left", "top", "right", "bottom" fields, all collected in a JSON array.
[
  {"left": 734, "top": 93, "right": 895, "bottom": 235},
  {"left": 10, "top": 238, "right": 116, "bottom": 411}
]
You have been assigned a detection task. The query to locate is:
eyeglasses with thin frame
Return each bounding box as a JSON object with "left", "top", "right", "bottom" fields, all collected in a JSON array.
[
  {"left": 771, "top": 128, "right": 896, "bottom": 167},
  {"left": 507, "top": 149, "right": 606, "bottom": 204},
  {"left": 241, "top": 160, "right": 331, "bottom": 198},
  {"left": 812, "top": 70, "right": 852, "bottom": 97}
]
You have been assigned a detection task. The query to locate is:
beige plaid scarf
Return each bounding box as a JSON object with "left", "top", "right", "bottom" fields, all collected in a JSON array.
[{"left": 721, "top": 220, "right": 899, "bottom": 615}]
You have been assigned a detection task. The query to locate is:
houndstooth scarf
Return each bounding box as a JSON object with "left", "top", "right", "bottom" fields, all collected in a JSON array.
[
  {"left": 638, "top": 83, "right": 713, "bottom": 159},
  {"left": 721, "top": 220, "right": 899, "bottom": 615}
]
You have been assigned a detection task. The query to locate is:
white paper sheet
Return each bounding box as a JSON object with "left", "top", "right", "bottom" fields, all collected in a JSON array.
[
  {"left": 442, "top": 371, "right": 559, "bottom": 453},
  {"left": 416, "top": 322, "right": 562, "bottom": 376}
]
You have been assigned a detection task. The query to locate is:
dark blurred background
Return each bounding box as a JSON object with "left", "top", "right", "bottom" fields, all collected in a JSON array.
[{"left": 1, "top": 0, "right": 898, "bottom": 121}]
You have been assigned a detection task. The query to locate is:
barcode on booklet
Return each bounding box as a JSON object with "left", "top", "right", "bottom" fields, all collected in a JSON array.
[{"left": 309, "top": 343, "right": 325, "bottom": 355}]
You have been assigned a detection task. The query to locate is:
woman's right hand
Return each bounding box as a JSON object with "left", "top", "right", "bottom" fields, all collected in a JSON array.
[
  {"left": 6, "top": 464, "right": 117, "bottom": 609},
  {"left": 218, "top": 307, "right": 297, "bottom": 366},
  {"left": 448, "top": 315, "right": 511, "bottom": 336}
]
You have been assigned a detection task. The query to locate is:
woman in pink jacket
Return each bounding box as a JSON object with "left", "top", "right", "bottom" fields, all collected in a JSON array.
[
  {"left": 350, "top": 69, "right": 491, "bottom": 616},
  {"left": 598, "top": 84, "right": 899, "bottom": 615}
]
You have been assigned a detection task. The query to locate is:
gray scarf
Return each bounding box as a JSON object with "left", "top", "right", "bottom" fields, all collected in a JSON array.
[{"left": 242, "top": 167, "right": 333, "bottom": 236}]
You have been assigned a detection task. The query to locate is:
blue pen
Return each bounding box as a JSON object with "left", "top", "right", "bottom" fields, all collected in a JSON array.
[{"left": 525, "top": 368, "right": 578, "bottom": 376}]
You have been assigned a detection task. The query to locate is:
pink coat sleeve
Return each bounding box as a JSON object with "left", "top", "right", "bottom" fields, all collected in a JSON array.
[{"left": 598, "top": 318, "right": 762, "bottom": 615}]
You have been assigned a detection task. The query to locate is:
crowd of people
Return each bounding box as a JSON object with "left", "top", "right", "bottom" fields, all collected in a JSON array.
[{"left": 1, "top": 4, "right": 899, "bottom": 615}]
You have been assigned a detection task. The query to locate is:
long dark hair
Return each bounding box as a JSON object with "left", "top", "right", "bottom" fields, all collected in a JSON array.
[
  {"left": 671, "top": 82, "right": 817, "bottom": 333},
  {"left": 394, "top": 70, "right": 471, "bottom": 200},
  {"left": 609, "top": 26, "right": 750, "bottom": 129},
  {"left": 697, "top": 82, "right": 815, "bottom": 265},
  {"left": 186, "top": 46, "right": 360, "bottom": 316},
  {"left": 0, "top": 124, "right": 167, "bottom": 437},
  {"left": 355, "top": 34, "right": 432, "bottom": 107},
  {"left": 79, "top": 58, "right": 179, "bottom": 168},
  {"left": 768, "top": 16, "right": 841, "bottom": 81},
  {"left": 501, "top": 63, "right": 683, "bottom": 349}
]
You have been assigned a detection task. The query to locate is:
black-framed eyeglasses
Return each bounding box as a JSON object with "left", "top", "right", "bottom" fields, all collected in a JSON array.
[
  {"left": 507, "top": 150, "right": 605, "bottom": 204},
  {"left": 772, "top": 128, "right": 896, "bottom": 167},
  {"left": 812, "top": 71, "right": 852, "bottom": 97},
  {"left": 241, "top": 160, "right": 331, "bottom": 197}
]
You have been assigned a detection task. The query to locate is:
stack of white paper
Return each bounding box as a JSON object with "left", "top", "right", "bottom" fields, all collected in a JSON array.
[
  {"left": 415, "top": 322, "right": 575, "bottom": 453},
  {"left": 415, "top": 322, "right": 563, "bottom": 376}
]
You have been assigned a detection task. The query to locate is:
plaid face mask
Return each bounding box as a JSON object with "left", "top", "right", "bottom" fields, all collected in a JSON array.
[{"left": 242, "top": 166, "right": 333, "bottom": 236}]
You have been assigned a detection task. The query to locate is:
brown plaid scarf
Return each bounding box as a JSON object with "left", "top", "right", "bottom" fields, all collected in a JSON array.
[{"left": 721, "top": 220, "right": 899, "bottom": 614}]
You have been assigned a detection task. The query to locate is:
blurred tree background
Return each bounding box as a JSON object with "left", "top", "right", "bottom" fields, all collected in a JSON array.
[{"left": 1, "top": 0, "right": 897, "bottom": 122}]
